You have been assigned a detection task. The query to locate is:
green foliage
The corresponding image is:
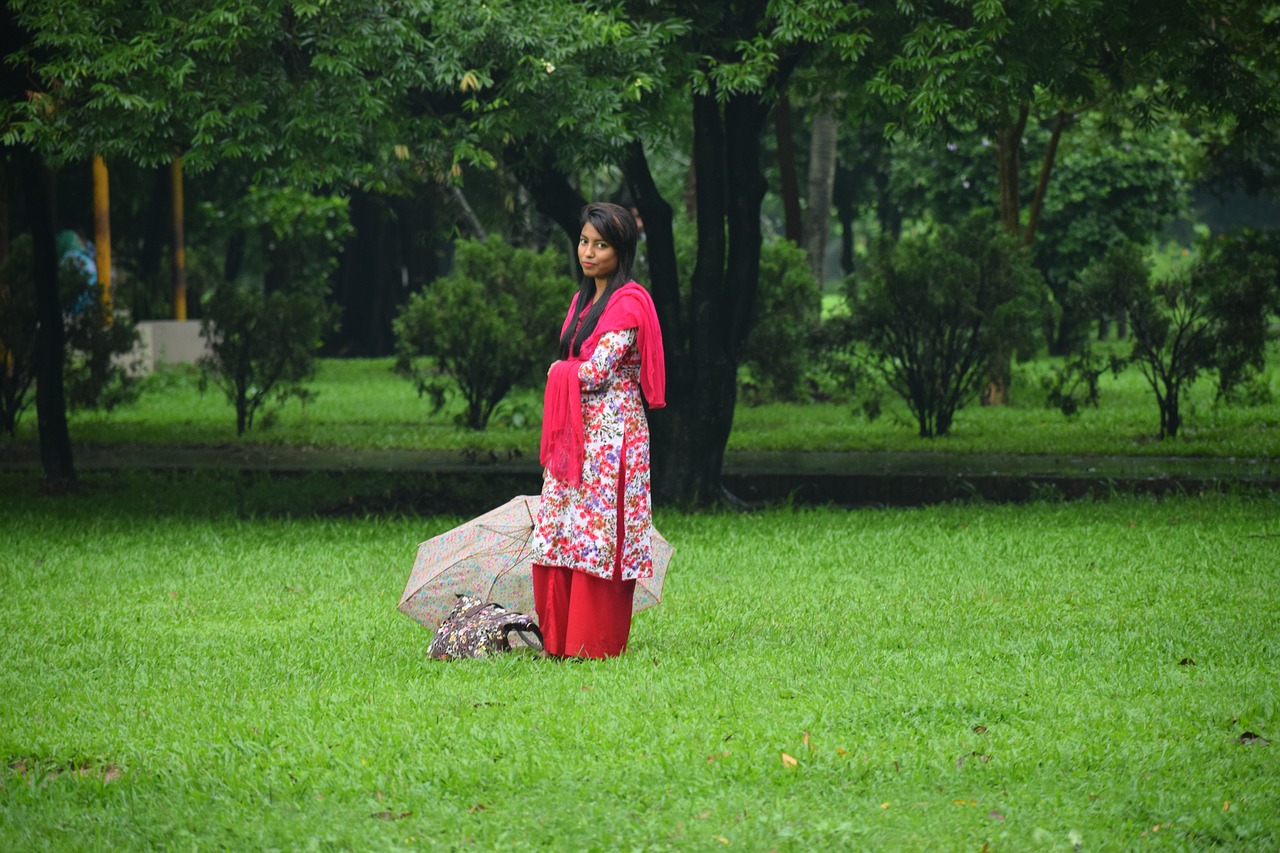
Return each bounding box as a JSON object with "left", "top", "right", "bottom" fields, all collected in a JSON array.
[
  {"left": 1200, "top": 228, "right": 1280, "bottom": 402},
  {"left": 739, "top": 239, "right": 820, "bottom": 403},
  {"left": 59, "top": 277, "right": 142, "bottom": 415},
  {"left": 842, "top": 215, "right": 1048, "bottom": 437},
  {"left": 199, "top": 284, "right": 337, "bottom": 435},
  {"left": 393, "top": 237, "right": 565, "bottom": 431},
  {"left": 0, "top": 235, "right": 141, "bottom": 434},
  {"left": 1082, "top": 245, "right": 1210, "bottom": 439},
  {"left": 198, "top": 187, "right": 347, "bottom": 435},
  {"left": 0, "top": 237, "right": 39, "bottom": 436},
  {"left": 1075, "top": 238, "right": 1278, "bottom": 439}
]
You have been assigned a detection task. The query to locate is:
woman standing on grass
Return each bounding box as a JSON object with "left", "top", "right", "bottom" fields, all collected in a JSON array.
[{"left": 532, "top": 202, "right": 665, "bottom": 659}]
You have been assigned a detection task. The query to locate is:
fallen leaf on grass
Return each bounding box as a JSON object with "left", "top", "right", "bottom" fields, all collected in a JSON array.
[
  {"left": 972, "top": 725, "right": 987, "bottom": 734},
  {"left": 694, "top": 811, "right": 712, "bottom": 820},
  {"left": 988, "top": 810, "right": 1005, "bottom": 821},
  {"left": 780, "top": 752, "right": 798, "bottom": 768},
  {"left": 803, "top": 731, "right": 814, "bottom": 751},
  {"left": 1179, "top": 658, "right": 1195, "bottom": 666},
  {"left": 1237, "top": 732, "right": 1269, "bottom": 746},
  {"left": 714, "top": 836, "right": 730, "bottom": 844},
  {"left": 1223, "top": 801, "right": 1230, "bottom": 811},
  {"left": 880, "top": 802, "right": 891, "bottom": 809},
  {"left": 467, "top": 804, "right": 486, "bottom": 814},
  {"left": 581, "top": 685, "right": 594, "bottom": 691},
  {"left": 371, "top": 811, "right": 412, "bottom": 821}
]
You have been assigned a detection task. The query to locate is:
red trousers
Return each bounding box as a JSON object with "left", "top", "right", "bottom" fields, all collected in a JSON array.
[{"left": 532, "top": 564, "right": 636, "bottom": 659}]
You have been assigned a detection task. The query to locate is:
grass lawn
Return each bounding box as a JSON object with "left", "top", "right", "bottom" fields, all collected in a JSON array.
[
  {"left": 2, "top": 474, "right": 1277, "bottom": 849},
  {"left": 6, "top": 346, "right": 1278, "bottom": 459}
]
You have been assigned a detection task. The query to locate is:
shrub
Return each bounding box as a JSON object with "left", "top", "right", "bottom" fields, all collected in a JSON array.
[
  {"left": 0, "top": 237, "right": 38, "bottom": 436},
  {"left": 200, "top": 283, "right": 338, "bottom": 435},
  {"left": 1200, "top": 228, "right": 1280, "bottom": 402},
  {"left": 393, "top": 236, "right": 565, "bottom": 430},
  {"left": 739, "top": 239, "right": 821, "bottom": 404},
  {"left": 1078, "top": 236, "right": 1278, "bottom": 439},
  {"left": 199, "top": 188, "right": 347, "bottom": 435},
  {"left": 0, "top": 235, "right": 140, "bottom": 435},
  {"left": 60, "top": 268, "right": 142, "bottom": 414},
  {"left": 843, "top": 215, "right": 1047, "bottom": 437}
]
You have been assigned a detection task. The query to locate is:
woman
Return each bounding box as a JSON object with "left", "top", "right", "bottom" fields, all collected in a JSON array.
[{"left": 533, "top": 202, "right": 665, "bottom": 659}]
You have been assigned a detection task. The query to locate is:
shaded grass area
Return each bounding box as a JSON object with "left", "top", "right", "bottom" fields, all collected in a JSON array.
[
  {"left": 5, "top": 352, "right": 1278, "bottom": 459},
  {"left": 2, "top": 473, "right": 1277, "bottom": 849}
]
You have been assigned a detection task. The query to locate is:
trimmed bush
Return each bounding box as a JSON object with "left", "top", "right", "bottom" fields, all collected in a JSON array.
[{"left": 393, "top": 236, "right": 565, "bottom": 430}]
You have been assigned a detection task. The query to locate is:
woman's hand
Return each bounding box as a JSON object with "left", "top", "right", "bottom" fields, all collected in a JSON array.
[{"left": 547, "top": 360, "right": 561, "bottom": 377}]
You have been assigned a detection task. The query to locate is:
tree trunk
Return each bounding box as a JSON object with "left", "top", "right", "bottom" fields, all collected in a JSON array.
[
  {"left": 1023, "top": 110, "right": 1069, "bottom": 246},
  {"left": 985, "top": 104, "right": 1030, "bottom": 406},
  {"left": 510, "top": 148, "right": 586, "bottom": 244},
  {"left": 643, "top": 88, "right": 772, "bottom": 506},
  {"left": 773, "top": 93, "right": 803, "bottom": 246},
  {"left": 995, "top": 103, "right": 1029, "bottom": 237},
  {"left": 19, "top": 147, "right": 76, "bottom": 483},
  {"left": 833, "top": 163, "right": 857, "bottom": 277},
  {"left": 804, "top": 108, "right": 838, "bottom": 288}
]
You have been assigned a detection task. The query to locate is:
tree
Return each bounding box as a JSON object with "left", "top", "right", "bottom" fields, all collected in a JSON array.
[
  {"left": 844, "top": 215, "right": 1047, "bottom": 437},
  {"left": 3, "top": 0, "right": 439, "bottom": 475}
]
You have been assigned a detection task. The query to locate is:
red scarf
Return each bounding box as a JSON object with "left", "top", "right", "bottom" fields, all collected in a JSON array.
[{"left": 540, "top": 281, "right": 666, "bottom": 486}]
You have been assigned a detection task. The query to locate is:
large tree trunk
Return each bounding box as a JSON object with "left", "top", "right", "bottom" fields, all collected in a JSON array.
[
  {"left": 511, "top": 148, "right": 586, "bottom": 244},
  {"left": 641, "top": 88, "right": 772, "bottom": 506},
  {"left": 804, "top": 108, "right": 838, "bottom": 288},
  {"left": 19, "top": 148, "right": 76, "bottom": 483}
]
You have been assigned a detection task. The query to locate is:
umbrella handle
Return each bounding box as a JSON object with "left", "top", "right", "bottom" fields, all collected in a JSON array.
[{"left": 505, "top": 625, "right": 544, "bottom": 652}]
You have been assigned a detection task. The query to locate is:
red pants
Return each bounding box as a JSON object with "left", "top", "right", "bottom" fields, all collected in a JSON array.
[{"left": 532, "top": 564, "right": 636, "bottom": 659}]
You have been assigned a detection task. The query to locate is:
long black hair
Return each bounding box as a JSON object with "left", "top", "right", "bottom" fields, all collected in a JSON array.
[{"left": 558, "top": 202, "right": 640, "bottom": 359}]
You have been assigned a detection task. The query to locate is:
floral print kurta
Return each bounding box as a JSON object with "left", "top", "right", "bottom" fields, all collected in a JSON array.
[{"left": 533, "top": 327, "right": 655, "bottom": 582}]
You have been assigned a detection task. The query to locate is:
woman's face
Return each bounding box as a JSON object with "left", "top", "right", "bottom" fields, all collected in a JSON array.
[{"left": 578, "top": 221, "right": 618, "bottom": 282}]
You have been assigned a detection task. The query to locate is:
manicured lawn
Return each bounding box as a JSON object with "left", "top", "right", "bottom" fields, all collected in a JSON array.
[
  {"left": 2, "top": 474, "right": 1276, "bottom": 849},
  {"left": 6, "top": 347, "right": 1279, "bottom": 459}
]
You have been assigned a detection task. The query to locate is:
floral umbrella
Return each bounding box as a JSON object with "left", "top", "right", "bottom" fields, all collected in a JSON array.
[{"left": 398, "top": 494, "right": 672, "bottom": 630}]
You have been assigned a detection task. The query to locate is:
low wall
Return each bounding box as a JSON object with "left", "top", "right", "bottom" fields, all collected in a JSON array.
[{"left": 132, "top": 320, "right": 211, "bottom": 373}]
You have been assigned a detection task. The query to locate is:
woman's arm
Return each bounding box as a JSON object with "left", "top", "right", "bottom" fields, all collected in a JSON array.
[{"left": 579, "top": 329, "right": 637, "bottom": 392}]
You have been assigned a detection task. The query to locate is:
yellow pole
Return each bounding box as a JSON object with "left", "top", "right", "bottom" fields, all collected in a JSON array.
[
  {"left": 171, "top": 153, "right": 187, "bottom": 320},
  {"left": 92, "top": 154, "right": 112, "bottom": 321}
]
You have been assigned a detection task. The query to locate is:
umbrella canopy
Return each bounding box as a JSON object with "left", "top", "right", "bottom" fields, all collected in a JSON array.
[{"left": 398, "top": 494, "right": 672, "bottom": 630}]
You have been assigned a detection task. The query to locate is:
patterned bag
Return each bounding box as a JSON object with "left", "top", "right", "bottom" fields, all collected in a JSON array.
[{"left": 428, "top": 594, "right": 544, "bottom": 660}]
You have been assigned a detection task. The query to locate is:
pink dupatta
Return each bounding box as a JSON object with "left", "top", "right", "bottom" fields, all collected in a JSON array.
[{"left": 540, "top": 282, "right": 666, "bottom": 486}]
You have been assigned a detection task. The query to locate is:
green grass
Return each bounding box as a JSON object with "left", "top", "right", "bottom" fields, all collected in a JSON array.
[
  {"left": 2, "top": 474, "right": 1277, "bottom": 849},
  {"left": 5, "top": 346, "right": 1278, "bottom": 460},
  {"left": 731, "top": 354, "right": 1280, "bottom": 457}
]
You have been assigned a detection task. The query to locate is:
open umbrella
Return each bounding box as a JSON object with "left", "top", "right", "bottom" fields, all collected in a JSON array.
[{"left": 398, "top": 494, "right": 672, "bottom": 630}]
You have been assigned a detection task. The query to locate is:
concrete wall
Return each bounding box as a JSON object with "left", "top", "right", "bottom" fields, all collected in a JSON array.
[{"left": 132, "top": 320, "right": 211, "bottom": 373}]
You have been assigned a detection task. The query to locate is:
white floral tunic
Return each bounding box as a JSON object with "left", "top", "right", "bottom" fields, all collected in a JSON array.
[{"left": 533, "top": 328, "right": 654, "bottom": 581}]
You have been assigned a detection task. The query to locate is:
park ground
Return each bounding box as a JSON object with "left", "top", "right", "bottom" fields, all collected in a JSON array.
[{"left": 1, "top": 356, "right": 1278, "bottom": 849}]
